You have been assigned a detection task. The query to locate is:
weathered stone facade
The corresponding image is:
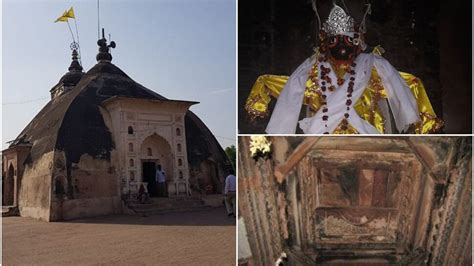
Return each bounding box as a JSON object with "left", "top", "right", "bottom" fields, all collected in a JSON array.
[
  {"left": 2, "top": 36, "right": 231, "bottom": 221},
  {"left": 101, "top": 97, "right": 194, "bottom": 197},
  {"left": 238, "top": 136, "right": 471, "bottom": 265}
]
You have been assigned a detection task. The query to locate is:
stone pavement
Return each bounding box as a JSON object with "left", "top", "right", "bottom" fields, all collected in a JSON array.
[{"left": 3, "top": 207, "right": 236, "bottom": 265}]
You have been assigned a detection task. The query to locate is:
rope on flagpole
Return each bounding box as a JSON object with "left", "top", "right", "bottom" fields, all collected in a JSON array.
[{"left": 66, "top": 20, "right": 76, "bottom": 43}]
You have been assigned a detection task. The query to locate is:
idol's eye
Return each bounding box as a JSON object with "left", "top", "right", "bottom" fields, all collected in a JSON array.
[
  {"left": 329, "top": 36, "right": 337, "bottom": 44},
  {"left": 343, "top": 36, "right": 357, "bottom": 46}
]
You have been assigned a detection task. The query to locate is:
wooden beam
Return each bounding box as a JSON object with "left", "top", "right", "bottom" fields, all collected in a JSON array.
[{"left": 274, "top": 137, "right": 320, "bottom": 183}]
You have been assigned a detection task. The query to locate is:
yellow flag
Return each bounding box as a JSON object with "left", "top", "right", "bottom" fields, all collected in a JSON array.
[
  {"left": 65, "top": 7, "right": 75, "bottom": 19},
  {"left": 54, "top": 7, "right": 75, "bottom": 23}
]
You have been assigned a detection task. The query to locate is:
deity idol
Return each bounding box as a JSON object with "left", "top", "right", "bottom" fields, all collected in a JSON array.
[{"left": 245, "top": 3, "right": 443, "bottom": 134}]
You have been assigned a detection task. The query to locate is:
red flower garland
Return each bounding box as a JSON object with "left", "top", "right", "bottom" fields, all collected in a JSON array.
[{"left": 315, "top": 58, "right": 357, "bottom": 133}]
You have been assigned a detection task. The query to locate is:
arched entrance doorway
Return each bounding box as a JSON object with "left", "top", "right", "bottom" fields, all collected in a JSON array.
[
  {"left": 3, "top": 164, "right": 15, "bottom": 206},
  {"left": 140, "top": 133, "right": 172, "bottom": 197}
]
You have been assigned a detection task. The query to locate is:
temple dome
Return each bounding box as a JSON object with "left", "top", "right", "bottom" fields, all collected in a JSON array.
[
  {"left": 13, "top": 38, "right": 230, "bottom": 172},
  {"left": 59, "top": 49, "right": 85, "bottom": 86},
  {"left": 4, "top": 32, "right": 231, "bottom": 222}
]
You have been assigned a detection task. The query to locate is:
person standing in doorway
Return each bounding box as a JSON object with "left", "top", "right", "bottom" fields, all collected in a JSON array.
[
  {"left": 156, "top": 165, "right": 167, "bottom": 197},
  {"left": 224, "top": 169, "right": 236, "bottom": 218}
]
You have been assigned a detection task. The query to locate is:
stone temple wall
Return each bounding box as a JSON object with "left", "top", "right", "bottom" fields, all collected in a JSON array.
[
  {"left": 17, "top": 151, "right": 54, "bottom": 221},
  {"left": 49, "top": 150, "right": 122, "bottom": 221},
  {"left": 238, "top": 136, "right": 471, "bottom": 265}
]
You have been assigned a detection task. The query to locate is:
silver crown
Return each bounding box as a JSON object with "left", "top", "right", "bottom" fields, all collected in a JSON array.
[{"left": 322, "top": 5, "right": 356, "bottom": 35}]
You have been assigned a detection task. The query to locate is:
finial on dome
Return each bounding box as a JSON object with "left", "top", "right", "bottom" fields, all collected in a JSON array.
[
  {"left": 96, "top": 28, "right": 116, "bottom": 62},
  {"left": 59, "top": 47, "right": 84, "bottom": 87},
  {"left": 68, "top": 48, "right": 83, "bottom": 73},
  {"left": 51, "top": 44, "right": 85, "bottom": 99}
]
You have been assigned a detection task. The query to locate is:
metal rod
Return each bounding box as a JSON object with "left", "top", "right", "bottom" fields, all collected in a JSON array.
[
  {"left": 73, "top": 18, "right": 82, "bottom": 66},
  {"left": 97, "top": 0, "right": 100, "bottom": 39}
]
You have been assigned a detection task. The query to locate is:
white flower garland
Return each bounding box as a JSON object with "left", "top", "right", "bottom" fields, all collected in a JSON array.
[{"left": 249, "top": 136, "right": 272, "bottom": 158}]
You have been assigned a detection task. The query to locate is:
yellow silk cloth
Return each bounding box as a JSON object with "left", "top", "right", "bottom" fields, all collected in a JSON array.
[{"left": 245, "top": 70, "right": 443, "bottom": 134}]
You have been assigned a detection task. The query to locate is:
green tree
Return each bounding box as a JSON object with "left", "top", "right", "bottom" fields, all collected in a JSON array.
[{"left": 225, "top": 145, "right": 236, "bottom": 171}]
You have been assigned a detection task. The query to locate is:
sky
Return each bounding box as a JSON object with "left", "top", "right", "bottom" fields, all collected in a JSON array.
[{"left": 2, "top": 0, "right": 236, "bottom": 150}]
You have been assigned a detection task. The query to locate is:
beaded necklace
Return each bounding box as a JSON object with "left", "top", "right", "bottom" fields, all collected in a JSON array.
[{"left": 311, "top": 55, "right": 357, "bottom": 134}]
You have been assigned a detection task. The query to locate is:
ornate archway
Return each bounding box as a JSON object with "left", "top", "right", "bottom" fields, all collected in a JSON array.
[{"left": 139, "top": 133, "right": 173, "bottom": 196}]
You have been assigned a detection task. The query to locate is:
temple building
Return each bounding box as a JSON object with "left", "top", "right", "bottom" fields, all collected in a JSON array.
[
  {"left": 238, "top": 136, "right": 471, "bottom": 265},
  {"left": 2, "top": 35, "right": 231, "bottom": 221}
]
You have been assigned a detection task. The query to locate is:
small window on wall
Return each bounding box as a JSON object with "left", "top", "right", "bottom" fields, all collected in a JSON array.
[
  {"left": 128, "top": 126, "right": 134, "bottom": 134},
  {"left": 130, "top": 171, "right": 135, "bottom": 181},
  {"left": 177, "top": 143, "right": 182, "bottom": 152},
  {"left": 178, "top": 158, "right": 183, "bottom": 166},
  {"left": 128, "top": 143, "right": 134, "bottom": 152},
  {"left": 147, "top": 147, "right": 153, "bottom": 156},
  {"left": 179, "top": 171, "right": 183, "bottom": 179},
  {"left": 176, "top": 128, "right": 181, "bottom": 136},
  {"left": 129, "top": 159, "right": 134, "bottom": 167}
]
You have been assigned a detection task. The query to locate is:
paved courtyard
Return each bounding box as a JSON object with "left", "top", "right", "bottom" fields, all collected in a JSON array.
[{"left": 3, "top": 207, "right": 235, "bottom": 265}]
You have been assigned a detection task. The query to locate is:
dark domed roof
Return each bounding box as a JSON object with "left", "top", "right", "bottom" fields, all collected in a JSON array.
[
  {"left": 13, "top": 39, "right": 230, "bottom": 170},
  {"left": 58, "top": 49, "right": 85, "bottom": 87},
  {"left": 59, "top": 71, "right": 85, "bottom": 86}
]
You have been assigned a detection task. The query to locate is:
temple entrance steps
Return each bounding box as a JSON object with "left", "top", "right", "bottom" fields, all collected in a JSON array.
[
  {"left": 125, "top": 195, "right": 225, "bottom": 216},
  {"left": 2, "top": 206, "right": 19, "bottom": 217}
]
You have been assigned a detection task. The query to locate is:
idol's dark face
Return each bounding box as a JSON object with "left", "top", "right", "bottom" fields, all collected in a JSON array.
[{"left": 326, "top": 34, "right": 360, "bottom": 63}]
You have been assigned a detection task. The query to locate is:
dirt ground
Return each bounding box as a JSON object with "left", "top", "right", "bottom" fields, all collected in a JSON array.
[{"left": 2, "top": 207, "right": 236, "bottom": 265}]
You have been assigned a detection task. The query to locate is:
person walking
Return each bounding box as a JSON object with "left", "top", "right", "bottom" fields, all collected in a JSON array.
[{"left": 224, "top": 169, "right": 236, "bottom": 217}]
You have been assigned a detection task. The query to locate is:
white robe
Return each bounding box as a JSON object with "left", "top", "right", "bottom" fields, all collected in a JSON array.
[{"left": 265, "top": 53, "right": 420, "bottom": 134}]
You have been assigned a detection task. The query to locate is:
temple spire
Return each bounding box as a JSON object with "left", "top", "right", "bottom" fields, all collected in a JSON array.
[
  {"left": 96, "top": 28, "right": 116, "bottom": 62},
  {"left": 51, "top": 47, "right": 85, "bottom": 99},
  {"left": 68, "top": 49, "right": 83, "bottom": 72}
]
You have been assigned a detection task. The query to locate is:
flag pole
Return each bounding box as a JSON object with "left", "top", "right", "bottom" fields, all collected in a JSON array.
[
  {"left": 97, "top": 0, "right": 100, "bottom": 39},
  {"left": 73, "top": 18, "right": 82, "bottom": 66}
]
